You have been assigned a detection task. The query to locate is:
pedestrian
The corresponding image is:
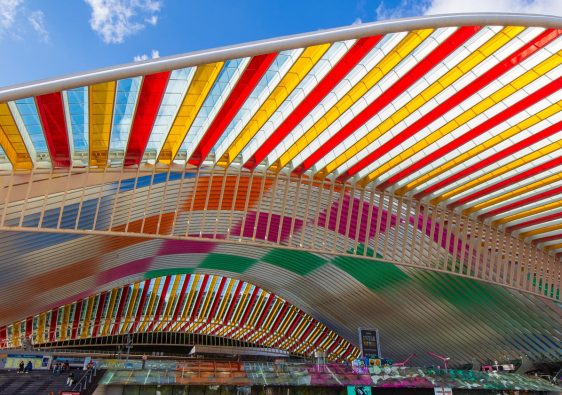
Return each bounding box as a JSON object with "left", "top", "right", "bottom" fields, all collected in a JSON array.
[
  {"left": 66, "top": 371, "right": 75, "bottom": 386},
  {"left": 17, "top": 360, "right": 24, "bottom": 374},
  {"left": 24, "top": 361, "right": 32, "bottom": 374},
  {"left": 142, "top": 354, "right": 148, "bottom": 370}
]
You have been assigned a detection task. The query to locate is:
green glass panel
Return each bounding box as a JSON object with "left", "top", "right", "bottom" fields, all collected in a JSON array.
[
  {"left": 261, "top": 249, "right": 326, "bottom": 275},
  {"left": 198, "top": 253, "right": 256, "bottom": 273}
]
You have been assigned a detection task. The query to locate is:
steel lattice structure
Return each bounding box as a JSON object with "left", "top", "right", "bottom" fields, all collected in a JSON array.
[{"left": 0, "top": 14, "right": 561, "bottom": 365}]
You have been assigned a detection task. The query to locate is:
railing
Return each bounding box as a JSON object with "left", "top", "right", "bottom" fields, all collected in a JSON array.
[{"left": 72, "top": 365, "right": 97, "bottom": 393}]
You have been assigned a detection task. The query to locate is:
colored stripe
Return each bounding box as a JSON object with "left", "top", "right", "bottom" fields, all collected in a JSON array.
[
  {"left": 131, "top": 282, "right": 149, "bottom": 333},
  {"left": 125, "top": 72, "right": 171, "bottom": 165},
  {"left": 122, "top": 283, "right": 139, "bottom": 333},
  {"left": 415, "top": 114, "right": 562, "bottom": 201},
  {"left": 147, "top": 276, "right": 171, "bottom": 331},
  {"left": 467, "top": 170, "right": 562, "bottom": 216},
  {"left": 101, "top": 288, "right": 119, "bottom": 336},
  {"left": 164, "top": 274, "right": 190, "bottom": 331},
  {"left": 71, "top": 299, "right": 83, "bottom": 339},
  {"left": 188, "top": 53, "right": 277, "bottom": 166},
  {"left": 268, "top": 36, "right": 382, "bottom": 171},
  {"left": 288, "top": 29, "right": 435, "bottom": 174},
  {"left": 35, "top": 92, "right": 71, "bottom": 167},
  {"left": 216, "top": 44, "right": 332, "bottom": 167},
  {"left": 507, "top": 211, "right": 562, "bottom": 233},
  {"left": 310, "top": 26, "right": 481, "bottom": 177},
  {"left": 449, "top": 151, "right": 562, "bottom": 210},
  {"left": 0, "top": 102, "right": 32, "bottom": 169},
  {"left": 378, "top": 70, "right": 562, "bottom": 192},
  {"left": 49, "top": 308, "right": 58, "bottom": 342},
  {"left": 341, "top": 27, "right": 556, "bottom": 183},
  {"left": 480, "top": 184, "right": 562, "bottom": 221},
  {"left": 520, "top": 222, "right": 562, "bottom": 239},
  {"left": 111, "top": 286, "right": 130, "bottom": 335},
  {"left": 495, "top": 199, "right": 562, "bottom": 226},
  {"left": 207, "top": 277, "right": 227, "bottom": 323},
  {"left": 89, "top": 81, "right": 116, "bottom": 167},
  {"left": 157, "top": 63, "right": 224, "bottom": 164}
]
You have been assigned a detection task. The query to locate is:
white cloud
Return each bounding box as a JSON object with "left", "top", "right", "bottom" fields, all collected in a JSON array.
[
  {"left": 374, "top": 0, "right": 562, "bottom": 20},
  {"left": 424, "top": 0, "right": 562, "bottom": 15},
  {"left": 84, "top": 0, "right": 162, "bottom": 44},
  {"left": 0, "top": 0, "right": 24, "bottom": 35},
  {"left": 28, "top": 10, "right": 49, "bottom": 43},
  {"left": 133, "top": 48, "right": 160, "bottom": 62}
]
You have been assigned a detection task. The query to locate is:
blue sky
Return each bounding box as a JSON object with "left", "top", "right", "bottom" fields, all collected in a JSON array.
[{"left": 0, "top": 0, "right": 560, "bottom": 87}]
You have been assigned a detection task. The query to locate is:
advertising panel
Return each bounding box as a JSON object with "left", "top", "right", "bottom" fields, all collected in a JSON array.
[{"left": 358, "top": 328, "right": 380, "bottom": 358}]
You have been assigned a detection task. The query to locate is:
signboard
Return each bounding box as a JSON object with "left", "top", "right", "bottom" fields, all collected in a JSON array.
[
  {"left": 434, "top": 387, "right": 453, "bottom": 395},
  {"left": 358, "top": 328, "right": 380, "bottom": 358},
  {"left": 347, "top": 386, "right": 372, "bottom": 395}
]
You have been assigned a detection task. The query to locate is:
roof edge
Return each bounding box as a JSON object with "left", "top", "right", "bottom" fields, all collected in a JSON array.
[{"left": 1, "top": 12, "right": 561, "bottom": 102}]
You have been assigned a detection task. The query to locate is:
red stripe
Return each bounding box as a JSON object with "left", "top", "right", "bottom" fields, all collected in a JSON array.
[
  {"left": 131, "top": 281, "right": 150, "bottom": 332},
  {"left": 417, "top": 119, "right": 562, "bottom": 200},
  {"left": 269, "top": 302, "right": 290, "bottom": 333},
  {"left": 25, "top": 317, "right": 33, "bottom": 338},
  {"left": 506, "top": 211, "right": 562, "bottom": 233},
  {"left": 164, "top": 274, "right": 191, "bottom": 332},
  {"left": 71, "top": 299, "right": 84, "bottom": 339},
  {"left": 147, "top": 276, "right": 172, "bottom": 332},
  {"left": 479, "top": 184, "right": 562, "bottom": 221},
  {"left": 188, "top": 53, "right": 277, "bottom": 166},
  {"left": 532, "top": 233, "right": 562, "bottom": 245},
  {"left": 207, "top": 277, "right": 227, "bottom": 323},
  {"left": 222, "top": 281, "right": 245, "bottom": 325},
  {"left": 188, "top": 275, "right": 210, "bottom": 323},
  {"left": 0, "top": 326, "right": 6, "bottom": 348},
  {"left": 243, "top": 36, "right": 382, "bottom": 170},
  {"left": 238, "top": 287, "right": 259, "bottom": 326},
  {"left": 35, "top": 93, "right": 71, "bottom": 167},
  {"left": 124, "top": 72, "right": 171, "bottom": 166},
  {"left": 295, "top": 26, "right": 481, "bottom": 176},
  {"left": 111, "top": 286, "right": 130, "bottom": 336},
  {"left": 253, "top": 293, "right": 275, "bottom": 330},
  {"left": 449, "top": 156, "right": 562, "bottom": 209},
  {"left": 379, "top": 76, "right": 562, "bottom": 190},
  {"left": 91, "top": 292, "right": 107, "bottom": 338},
  {"left": 339, "top": 28, "right": 561, "bottom": 181},
  {"left": 48, "top": 308, "right": 58, "bottom": 342}
]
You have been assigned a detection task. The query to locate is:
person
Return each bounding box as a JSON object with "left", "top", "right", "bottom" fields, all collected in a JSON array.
[
  {"left": 142, "top": 354, "right": 148, "bottom": 370},
  {"left": 24, "top": 361, "right": 32, "bottom": 374},
  {"left": 17, "top": 360, "right": 24, "bottom": 373},
  {"left": 67, "top": 371, "right": 75, "bottom": 386}
]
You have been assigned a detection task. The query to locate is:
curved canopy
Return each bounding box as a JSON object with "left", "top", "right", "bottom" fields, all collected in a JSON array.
[
  {"left": 0, "top": 14, "right": 561, "bottom": 366},
  {"left": 0, "top": 15, "right": 562, "bottom": 252},
  {"left": 1, "top": 274, "right": 358, "bottom": 361}
]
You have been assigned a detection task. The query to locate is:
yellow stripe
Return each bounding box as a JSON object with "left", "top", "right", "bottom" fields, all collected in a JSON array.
[
  {"left": 343, "top": 27, "right": 523, "bottom": 183},
  {"left": 465, "top": 172, "right": 562, "bottom": 215},
  {"left": 262, "top": 299, "right": 282, "bottom": 331},
  {"left": 277, "top": 306, "right": 296, "bottom": 334},
  {"left": 89, "top": 81, "right": 116, "bottom": 167},
  {"left": 122, "top": 283, "right": 140, "bottom": 334},
  {"left": 545, "top": 242, "right": 562, "bottom": 251},
  {"left": 519, "top": 223, "right": 562, "bottom": 238},
  {"left": 37, "top": 313, "right": 46, "bottom": 344},
  {"left": 175, "top": 275, "right": 199, "bottom": 330},
  {"left": 197, "top": 276, "right": 217, "bottom": 321},
  {"left": 398, "top": 101, "right": 562, "bottom": 194},
  {"left": 246, "top": 291, "right": 265, "bottom": 327},
  {"left": 59, "top": 305, "right": 71, "bottom": 341},
  {"left": 232, "top": 284, "right": 251, "bottom": 324},
  {"left": 101, "top": 289, "right": 119, "bottom": 336},
  {"left": 12, "top": 322, "right": 20, "bottom": 347},
  {"left": 81, "top": 296, "right": 95, "bottom": 338},
  {"left": 158, "top": 63, "right": 224, "bottom": 164},
  {"left": 276, "top": 30, "right": 439, "bottom": 172},
  {"left": 139, "top": 278, "right": 161, "bottom": 332},
  {"left": 0, "top": 103, "right": 33, "bottom": 169},
  {"left": 216, "top": 279, "right": 235, "bottom": 323},
  {"left": 218, "top": 44, "right": 332, "bottom": 167},
  {"left": 156, "top": 276, "right": 181, "bottom": 331},
  {"left": 495, "top": 199, "right": 562, "bottom": 226},
  {"left": 434, "top": 139, "right": 562, "bottom": 205}
]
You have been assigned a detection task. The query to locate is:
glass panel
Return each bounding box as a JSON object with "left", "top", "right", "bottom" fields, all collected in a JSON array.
[{"left": 109, "top": 77, "right": 142, "bottom": 162}]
